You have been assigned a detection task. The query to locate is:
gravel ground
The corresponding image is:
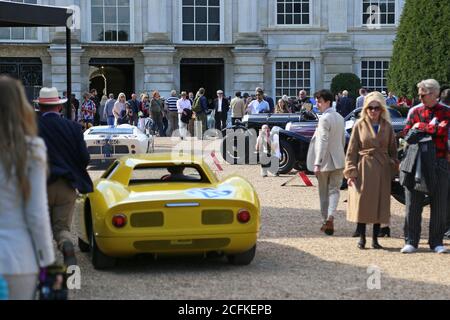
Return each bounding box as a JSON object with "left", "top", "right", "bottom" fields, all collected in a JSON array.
[{"left": 70, "top": 137, "right": 450, "bottom": 300}]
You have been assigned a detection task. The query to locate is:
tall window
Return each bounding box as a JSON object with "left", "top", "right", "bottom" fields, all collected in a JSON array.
[
  {"left": 182, "top": 0, "right": 221, "bottom": 42},
  {"left": 275, "top": 61, "right": 311, "bottom": 100},
  {"left": 360, "top": 60, "right": 390, "bottom": 92},
  {"left": 91, "top": 0, "right": 131, "bottom": 42},
  {"left": 276, "top": 0, "right": 310, "bottom": 25},
  {"left": 362, "top": 0, "right": 395, "bottom": 25},
  {"left": 0, "top": 0, "right": 38, "bottom": 40}
]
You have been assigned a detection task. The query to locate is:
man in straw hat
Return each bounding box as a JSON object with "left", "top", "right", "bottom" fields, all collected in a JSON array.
[{"left": 36, "top": 87, "right": 93, "bottom": 266}]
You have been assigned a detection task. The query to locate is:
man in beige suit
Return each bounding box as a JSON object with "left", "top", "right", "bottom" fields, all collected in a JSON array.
[{"left": 307, "top": 90, "right": 346, "bottom": 235}]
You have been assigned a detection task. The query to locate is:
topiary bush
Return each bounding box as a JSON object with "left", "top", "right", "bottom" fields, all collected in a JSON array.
[{"left": 330, "top": 73, "right": 362, "bottom": 98}]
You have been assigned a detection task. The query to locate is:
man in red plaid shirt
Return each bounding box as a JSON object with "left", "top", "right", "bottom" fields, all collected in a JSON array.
[{"left": 401, "top": 79, "right": 450, "bottom": 254}]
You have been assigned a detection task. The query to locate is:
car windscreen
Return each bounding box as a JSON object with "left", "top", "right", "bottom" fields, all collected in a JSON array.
[
  {"left": 129, "top": 165, "right": 208, "bottom": 185},
  {"left": 88, "top": 128, "right": 134, "bottom": 135}
]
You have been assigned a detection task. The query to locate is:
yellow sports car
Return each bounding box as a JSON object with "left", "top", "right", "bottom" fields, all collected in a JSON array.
[{"left": 76, "top": 154, "right": 260, "bottom": 269}]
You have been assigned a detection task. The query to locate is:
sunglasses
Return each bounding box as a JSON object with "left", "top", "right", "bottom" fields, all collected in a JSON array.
[
  {"left": 368, "top": 105, "right": 381, "bottom": 111},
  {"left": 419, "top": 93, "right": 431, "bottom": 99}
]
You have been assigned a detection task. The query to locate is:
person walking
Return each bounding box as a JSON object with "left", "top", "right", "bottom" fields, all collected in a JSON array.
[
  {"left": 127, "top": 93, "right": 140, "bottom": 127},
  {"left": 307, "top": 90, "right": 346, "bottom": 236},
  {"left": 98, "top": 95, "right": 108, "bottom": 125},
  {"left": 230, "top": 91, "right": 246, "bottom": 125},
  {"left": 138, "top": 93, "right": 150, "bottom": 132},
  {"left": 400, "top": 79, "right": 450, "bottom": 254},
  {"left": 344, "top": 91, "right": 398, "bottom": 249},
  {"left": 0, "top": 76, "right": 55, "bottom": 300},
  {"left": 193, "top": 88, "right": 209, "bottom": 138},
  {"left": 213, "top": 90, "right": 229, "bottom": 132},
  {"left": 356, "top": 88, "right": 367, "bottom": 109},
  {"left": 177, "top": 91, "right": 192, "bottom": 140},
  {"left": 336, "top": 90, "right": 354, "bottom": 118},
  {"left": 81, "top": 92, "right": 96, "bottom": 128},
  {"left": 113, "top": 93, "right": 126, "bottom": 126},
  {"left": 103, "top": 93, "right": 116, "bottom": 126},
  {"left": 37, "top": 87, "right": 94, "bottom": 266},
  {"left": 150, "top": 91, "right": 164, "bottom": 136},
  {"left": 166, "top": 90, "right": 179, "bottom": 136}
]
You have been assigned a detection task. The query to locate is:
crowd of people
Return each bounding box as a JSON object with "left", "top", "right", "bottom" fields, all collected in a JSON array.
[
  {"left": 0, "top": 74, "right": 449, "bottom": 300},
  {"left": 305, "top": 79, "right": 449, "bottom": 253}
]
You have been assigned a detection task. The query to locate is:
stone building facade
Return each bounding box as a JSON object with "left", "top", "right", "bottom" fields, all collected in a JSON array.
[{"left": 0, "top": 0, "right": 405, "bottom": 100}]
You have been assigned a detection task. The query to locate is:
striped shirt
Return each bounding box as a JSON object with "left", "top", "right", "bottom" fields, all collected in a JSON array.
[{"left": 166, "top": 96, "right": 179, "bottom": 112}]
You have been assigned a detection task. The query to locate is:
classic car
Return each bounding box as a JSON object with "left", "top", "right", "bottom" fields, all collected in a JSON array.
[
  {"left": 222, "top": 107, "right": 405, "bottom": 172},
  {"left": 84, "top": 125, "right": 154, "bottom": 160},
  {"left": 76, "top": 154, "right": 261, "bottom": 269},
  {"left": 240, "top": 110, "right": 319, "bottom": 131}
]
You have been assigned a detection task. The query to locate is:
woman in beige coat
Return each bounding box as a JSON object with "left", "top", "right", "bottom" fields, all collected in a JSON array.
[{"left": 344, "top": 92, "right": 398, "bottom": 250}]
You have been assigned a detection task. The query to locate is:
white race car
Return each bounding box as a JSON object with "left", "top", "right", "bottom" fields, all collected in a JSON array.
[{"left": 84, "top": 125, "right": 154, "bottom": 160}]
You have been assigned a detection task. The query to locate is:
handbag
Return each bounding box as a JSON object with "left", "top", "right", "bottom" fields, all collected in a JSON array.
[{"left": 37, "top": 265, "right": 69, "bottom": 300}]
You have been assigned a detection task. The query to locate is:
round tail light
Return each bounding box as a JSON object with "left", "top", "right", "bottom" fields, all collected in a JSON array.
[
  {"left": 131, "top": 145, "right": 136, "bottom": 149},
  {"left": 237, "top": 209, "right": 251, "bottom": 223},
  {"left": 112, "top": 214, "right": 127, "bottom": 228}
]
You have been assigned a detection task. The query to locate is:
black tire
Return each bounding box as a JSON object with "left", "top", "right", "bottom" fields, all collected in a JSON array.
[
  {"left": 78, "top": 237, "right": 90, "bottom": 253},
  {"left": 278, "top": 140, "right": 295, "bottom": 174},
  {"left": 227, "top": 245, "right": 256, "bottom": 266},
  {"left": 221, "top": 129, "right": 257, "bottom": 165},
  {"left": 90, "top": 225, "right": 116, "bottom": 270}
]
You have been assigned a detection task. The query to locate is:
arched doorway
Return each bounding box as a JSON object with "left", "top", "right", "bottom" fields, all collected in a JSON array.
[{"left": 89, "top": 58, "right": 134, "bottom": 100}]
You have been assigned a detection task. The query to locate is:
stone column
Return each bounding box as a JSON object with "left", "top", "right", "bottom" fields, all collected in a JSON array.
[
  {"left": 235, "top": 0, "right": 263, "bottom": 45},
  {"left": 141, "top": 46, "right": 177, "bottom": 98},
  {"left": 144, "top": 0, "right": 170, "bottom": 44},
  {"left": 48, "top": 46, "right": 84, "bottom": 99},
  {"left": 232, "top": 47, "right": 268, "bottom": 94}
]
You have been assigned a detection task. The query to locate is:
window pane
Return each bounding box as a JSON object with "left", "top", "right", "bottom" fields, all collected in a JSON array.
[
  {"left": 208, "top": 25, "right": 220, "bottom": 41},
  {"left": 92, "top": 24, "right": 104, "bottom": 41},
  {"left": 183, "top": 24, "right": 195, "bottom": 41},
  {"left": 182, "top": 0, "right": 221, "bottom": 42},
  {"left": 196, "top": 7, "right": 207, "bottom": 23},
  {"left": 118, "top": 26, "right": 129, "bottom": 41},
  {"left": 183, "top": 7, "right": 195, "bottom": 23},
  {"left": 209, "top": 7, "right": 220, "bottom": 23},
  {"left": 195, "top": 24, "right": 207, "bottom": 41},
  {"left": 118, "top": 9, "right": 129, "bottom": 24}
]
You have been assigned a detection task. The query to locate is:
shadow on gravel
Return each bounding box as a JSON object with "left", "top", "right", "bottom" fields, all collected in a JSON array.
[
  {"left": 73, "top": 240, "right": 450, "bottom": 300},
  {"left": 259, "top": 206, "right": 433, "bottom": 241}
]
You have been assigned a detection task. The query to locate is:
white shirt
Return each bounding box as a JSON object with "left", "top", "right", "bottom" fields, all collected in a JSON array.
[
  {"left": 248, "top": 99, "right": 270, "bottom": 114},
  {"left": 218, "top": 98, "right": 223, "bottom": 112},
  {"left": 177, "top": 98, "right": 192, "bottom": 114}
]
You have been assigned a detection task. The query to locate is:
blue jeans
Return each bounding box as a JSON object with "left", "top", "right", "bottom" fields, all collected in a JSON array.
[{"left": 107, "top": 116, "right": 115, "bottom": 126}]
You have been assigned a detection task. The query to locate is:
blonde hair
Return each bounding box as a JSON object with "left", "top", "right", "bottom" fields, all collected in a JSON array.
[
  {"left": 361, "top": 91, "right": 391, "bottom": 123},
  {"left": 118, "top": 92, "right": 126, "bottom": 100},
  {"left": 152, "top": 90, "right": 160, "bottom": 99},
  {"left": 0, "top": 76, "right": 38, "bottom": 200}
]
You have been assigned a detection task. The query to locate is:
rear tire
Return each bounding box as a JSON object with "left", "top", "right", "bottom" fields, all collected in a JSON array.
[
  {"left": 90, "top": 227, "right": 116, "bottom": 270},
  {"left": 278, "top": 140, "right": 295, "bottom": 174},
  {"left": 227, "top": 245, "right": 256, "bottom": 266}
]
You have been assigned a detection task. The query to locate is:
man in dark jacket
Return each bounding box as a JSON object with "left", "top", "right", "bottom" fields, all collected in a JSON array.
[
  {"left": 336, "top": 90, "right": 354, "bottom": 118},
  {"left": 127, "top": 93, "right": 140, "bottom": 126},
  {"left": 213, "top": 90, "right": 229, "bottom": 131},
  {"left": 37, "top": 87, "right": 93, "bottom": 266}
]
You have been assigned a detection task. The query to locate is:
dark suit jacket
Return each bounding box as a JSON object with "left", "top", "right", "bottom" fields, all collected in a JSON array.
[
  {"left": 336, "top": 96, "right": 354, "bottom": 118},
  {"left": 38, "top": 112, "right": 93, "bottom": 194},
  {"left": 213, "top": 98, "right": 230, "bottom": 114}
]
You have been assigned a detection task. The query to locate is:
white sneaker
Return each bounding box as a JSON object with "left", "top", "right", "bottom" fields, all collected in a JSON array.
[
  {"left": 433, "top": 246, "right": 448, "bottom": 254},
  {"left": 401, "top": 244, "right": 417, "bottom": 254}
]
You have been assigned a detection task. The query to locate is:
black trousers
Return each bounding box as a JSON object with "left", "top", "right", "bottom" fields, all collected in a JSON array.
[
  {"left": 215, "top": 111, "right": 227, "bottom": 131},
  {"left": 404, "top": 159, "right": 449, "bottom": 249}
]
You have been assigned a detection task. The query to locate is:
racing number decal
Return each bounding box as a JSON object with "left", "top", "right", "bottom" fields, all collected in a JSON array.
[{"left": 186, "top": 187, "right": 233, "bottom": 199}]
